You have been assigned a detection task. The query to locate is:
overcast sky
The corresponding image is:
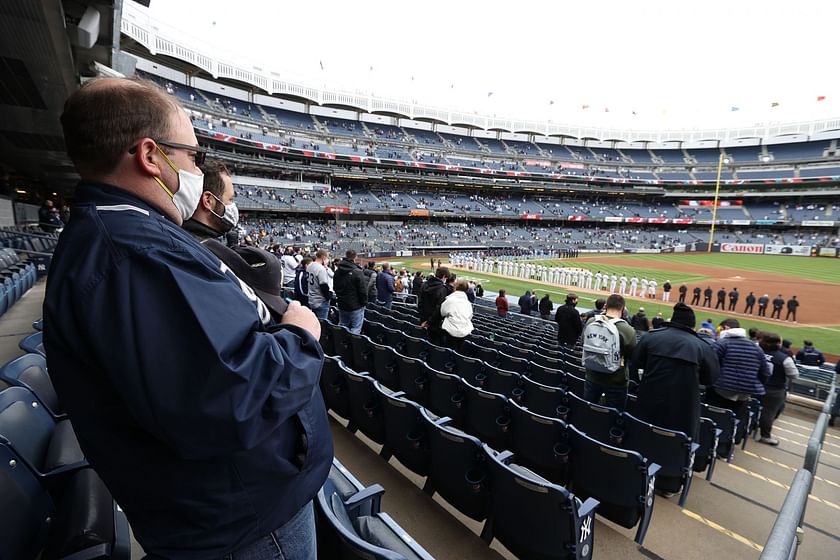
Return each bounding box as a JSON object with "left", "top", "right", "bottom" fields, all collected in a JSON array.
[{"left": 148, "top": 0, "right": 839, "bottom": 129}]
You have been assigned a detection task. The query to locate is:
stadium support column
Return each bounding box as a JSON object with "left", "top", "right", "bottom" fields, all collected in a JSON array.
[{"left": 707, "top": 152, "right": 725, "bottom": 252}]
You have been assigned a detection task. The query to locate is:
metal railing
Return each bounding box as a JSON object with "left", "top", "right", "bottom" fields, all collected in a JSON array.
[{"left": 759, "top": 382, "right": 835, "bottom": 559}]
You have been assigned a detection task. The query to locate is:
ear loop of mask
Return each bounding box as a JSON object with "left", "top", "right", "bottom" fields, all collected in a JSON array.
[{"left": 153, "top": 146, "right": 179, "bottom": 199}]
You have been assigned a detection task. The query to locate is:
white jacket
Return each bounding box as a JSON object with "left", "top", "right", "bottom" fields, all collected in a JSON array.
[{"left": 440, "top": 291, "right": 474, "bottom": 338}]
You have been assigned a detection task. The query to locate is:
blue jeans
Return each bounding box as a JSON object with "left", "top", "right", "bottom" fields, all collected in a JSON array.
[
  {"left": 338, "top": 307, "right": 365, "bottom": 334},
  {"left": 311, "top": 302, "right": 330, "bottom": 321},
  {"left": 224, "top": 501, "right": 315, "bottom": 559},
  {"left": 583, "top": 379, "right": 627, "bottom": 411},
  {"left": 377, "top": 299, "right": 393, "bottom": 310}
]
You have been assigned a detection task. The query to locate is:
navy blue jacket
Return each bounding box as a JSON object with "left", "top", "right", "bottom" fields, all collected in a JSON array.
[
  {"left": 43, "top": 183, "right": 332, "bottom": 559},
  {"left": 375, "top": 270, "right": 395, "bottom": 304},
  {"left": 713, "top": 329, "right": 769, "bottom": 396}
]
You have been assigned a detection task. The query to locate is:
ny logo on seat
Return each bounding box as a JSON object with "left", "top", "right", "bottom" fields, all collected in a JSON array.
[{"left": 579, "top": 515, "right": 592, "bottom": 542}]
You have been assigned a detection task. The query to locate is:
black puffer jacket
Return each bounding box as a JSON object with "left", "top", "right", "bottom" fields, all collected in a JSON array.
[
  {"left": 555, "top": 303, "right": 582, "bottom": 345},
  {"left": 333, "top": 258, "right": 367, "bottom": 311}
]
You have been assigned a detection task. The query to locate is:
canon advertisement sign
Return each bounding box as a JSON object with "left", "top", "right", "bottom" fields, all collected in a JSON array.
[{"left": 720, "top": 243, "right": 765, "bottom": 254}]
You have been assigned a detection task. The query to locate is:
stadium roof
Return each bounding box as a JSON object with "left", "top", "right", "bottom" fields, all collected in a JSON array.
[{"left": 144, "top": 0, "right": 840, "bottom": 134}]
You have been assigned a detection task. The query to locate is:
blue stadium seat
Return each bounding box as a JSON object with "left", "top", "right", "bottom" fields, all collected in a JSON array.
[
  {"left": 461, "top": 381, "right": 511, "bottom": 452},
  {"left": 569, "top": 426, "right": 660, "bottom": 546},
  {"left": 520, "top": 375, "right": 567, "bottom": 418},
  {"left": 701, "top": 404, "right": 738, "bottom": 462},
  {"left": 482, "top": 446, "right": 598, "bottom": 560},
  {"left": 342, "top": 365, "right": 388, "bottom": 447},
  {"left": 0, "top": 353, "right": 64, "bottom": 420},
  {"left": 564, "top": 392, "right": 621, "bottom": 444},
  {"left": 370, "top": 342, "right": 401, "bottom": 392},
  {"left": 395, "top": 354, "right": 429, "bottom": 408},
  {"left": 321, "top": 356, "right": 351, "bottom": 420},
  {"left": 349, "top": 332, "right": 375, "bottom": 376},
  {"left": 508, "top": 400, "right": 571, "bottom": 484},
  {"left": 693, "top": 417, "right": 722, "bottom": 481},
  {"left": 377, "top": 386, "right": 432, "bottom": 479},
  {"left": 19, "top": 331, "right": 45, "bottom": 357}
]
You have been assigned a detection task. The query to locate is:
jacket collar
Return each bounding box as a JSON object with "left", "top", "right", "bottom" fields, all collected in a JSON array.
[
  {"left": 76, "top": 181, "right": 166, "bottom": 220},
  {"left": 183, "top": 217, "right": 224, "bottom": 238}
]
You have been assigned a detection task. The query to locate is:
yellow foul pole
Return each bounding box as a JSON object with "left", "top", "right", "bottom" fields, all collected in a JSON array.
[{"left": 707, "top": 152, "right": 725, "bottom": 252}]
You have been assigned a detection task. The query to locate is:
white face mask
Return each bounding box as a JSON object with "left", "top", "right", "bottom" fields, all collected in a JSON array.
[
  {"left": 210, "top": 193, "right": 239, "bottom": 230},
  {"left": 154, "top": 146, "right": 204, "bottom": 222}
]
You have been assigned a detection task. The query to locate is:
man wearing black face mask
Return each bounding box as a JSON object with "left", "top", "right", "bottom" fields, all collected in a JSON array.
[{"left": 183, "top": 160, "right": 239, "bottom": 242}]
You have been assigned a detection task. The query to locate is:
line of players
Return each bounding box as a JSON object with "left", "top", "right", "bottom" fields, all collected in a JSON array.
[{"left": 450, "top": 254, "right": 669, "bottom": 300}]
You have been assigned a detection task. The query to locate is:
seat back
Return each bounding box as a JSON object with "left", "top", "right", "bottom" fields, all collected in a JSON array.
[
  {"left": 0, "top": 443, "right": 53, "bottom": 560},
  {"left": 330, "top": 324, "right": 354, "bottom": 369},
  {"left": 565, "top": 392, "right": 620, "bottom": 443},
  {"left": 694, "top": 417, "right": 721, "bottom": 480},
  {"left": 451, "top": 354, "right": 485, "bottom": 385},
  {"left": 319, "top": 320, "right": 335, "bottom": 355},
  {"left": 362, "top": 321, "right": 387, "bottom": 345},
  {"left": 564, "top": 373, "right": 586, "bottom": 398},
  {"left": 342, "top": 367, "right": 386, "bottom": 445},
  {"left": 426, "top": 369, "right": 465, "bottom": 426},
  {"left": 527, "top": 362, "right": 566, "bottom": 388},
  {"left": 378, "top": 387, "right": 431, "bottom": 477},
  {"left": 321, "top": 356, "right": 351, "bottom": 419},
  {"left": 508, "top": 400, "right": 570, "bottom": 485},
  {"left": 426, "top": 345, "right": 456, "bottom": 374},
  {"left": 349, "top": 333, "right": 374, "bottom": 375},
  {"left": 520, "top": 376, "right": 567, "bottom": 419},
  {"left": 395, "top": 355, "right": 429, "bottom": 407},
  {"left": 18, "top": 332, "right": 44, "bottom": 357},
  {"left": 0, "top": 386, "right": 55, "bottom": 472},
  {"left": 569, "top": 426, "right": 658, "bottom": 545},
  {"left": 370, "top": 343, "right": 400, "bottom": 392},
  {"left": 484, "top": 447, "right": 596, "bottom": 560},
  {"left": 461, "top": 381, "right": 511, "bottom": 452},
  {"left": 421, "top": 409, "right": 490, "bottom": 522},
  {"left": 0, "top": 354, "right": 62, "bottom": 417},
  {"left": 479, "top": 364, "right": 522, "bottom": 399},
  {"left": 700, "top": 404, "right": 737, "bottom": 462}
]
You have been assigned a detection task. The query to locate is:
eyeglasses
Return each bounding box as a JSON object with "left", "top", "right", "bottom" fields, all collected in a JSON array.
[
  {"left": 156, "top": 140, "right": 207, "bottom": 166},
  {"left": 128, "top": 140, "right": 208, "bottom": 166}
]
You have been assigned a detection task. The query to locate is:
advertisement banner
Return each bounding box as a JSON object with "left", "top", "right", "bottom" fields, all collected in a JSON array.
[
  {"left": 674, "top": 245, "right": 687, "bottom": 253},
  {"left": 604, "top": 216, "right": 624, "bottom": 223},
  {"left": 625, "top": 217, "right": 645, "bottom": 223},
  {"left": 646, "top": 218, "right": 668, "bottom": 224},
  {"left": 409, "top": 209, "right": 430, "bottom": 217},
  {"left": 763, "top": 245, "right": 812, "bottom": 256},
  {"left": 521, "top": 213, "right": 541, "bottom": 220},
  {"left": 818, "top": 247, "right": 838, "bottom": 257},
  {"left": 720, "top": 243, "right": 764, "bottom": 254},
  {"left": 680, "top": 199, "right": 743, "bottom": 207},
  {"left": 728, "top": 219, "right": 752, "bottom": 226},
  {"left": 671, "top": 218, "right": 694, "bottom": 225},
  {"left": 567, "top": 215, "right": 586, "bottom": 221},
  {"left": 324, "top": 206, "right": 349, "bottom": 214},
  {"left": 801, "top": 220, "right": 835, "bottom": 227}
]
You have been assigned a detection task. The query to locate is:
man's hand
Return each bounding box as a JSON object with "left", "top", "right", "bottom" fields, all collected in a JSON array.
[{"left": 281, "top": 301, "right": 321, "bottom": 339}]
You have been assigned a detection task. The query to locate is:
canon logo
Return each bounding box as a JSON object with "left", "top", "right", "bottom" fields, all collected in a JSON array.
[{"left": 721, "top": 243, "right": 764, "bottom": 254}]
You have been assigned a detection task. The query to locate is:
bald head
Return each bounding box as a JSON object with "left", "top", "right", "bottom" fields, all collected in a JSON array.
[{"left": 61, "top": 77, "right": 182, "bottom": 177}]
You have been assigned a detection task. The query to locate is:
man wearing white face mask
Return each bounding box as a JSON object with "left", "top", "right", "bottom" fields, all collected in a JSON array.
[
  {"left": 183, "top": 160, "right": 239, "bottom": 243},
  {"left": 44, "top": 78, "right": 330, "bottom": 560}
]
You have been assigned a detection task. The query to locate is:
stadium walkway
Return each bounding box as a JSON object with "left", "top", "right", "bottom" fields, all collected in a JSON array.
[{"left": 2, "top": 282, "right": 836, "bottom": 559}]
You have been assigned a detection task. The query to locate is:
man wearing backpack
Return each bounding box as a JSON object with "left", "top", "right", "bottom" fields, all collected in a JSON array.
[{"left": 581, "top": 294, "right": 637, "bottom": 410}]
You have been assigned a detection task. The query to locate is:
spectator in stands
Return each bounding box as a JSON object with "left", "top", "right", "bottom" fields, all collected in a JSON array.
[
  {"left": 293, "top": 257, "right": 311, "bottom": 308},
  {"left": 419, "top": 266, "right": 450, "bottom": 344},
  {"left": 706, "top": 318, "right": 769, "bottom": 416},
  {"left": 439, "top": 279, "right": 474, "bottom": 352},
  {"left": 555, "top": 293, "right": 583, "bottom": 347},
  {"left": 364, "top": 261, "right": 378, "bottom": 303},
  {"left": 60, "top": 202, "right": 71, "bottom": 224},
  {"left": 583, "top": 298, "right": 606, "bottom": 321},
  {"left": 466, "top": 281, "right": 476, "bottom": 303},
  {"left": 795, "top": 340, "right": 825, "bottom": 366},
  {"left": 831, "top": 361, "right": 840, "bottom": 427},
  {"left": 781, "top": 339, "right": 793, "bottom": 358},
  {"left": 496, "top": 289, "right": 509, "bottom": 317},
  {"left": 748, "top": 327, "right": 761, "bottom": 343},
  {"left": 475, "top": 284, "right": 484, "bottom": 298},
  {"left": 183, "top": 160, "right": 238, "bottom": 243},
  {"left": 758, "top": 293, "right": 770, "bottom": 317},
  {"left": 46, "top": 77, "right": 330, "bottom": 559},
  {"left": 538, "top": 293, "right": 553, "bottom": 320},
  {"left": 518, "top": 290, "right": 534, "bottom": 316},
  {"left": 334, "top": 249, "right": 368, "bottom": 334},
  {"left": 375, "top": 262, "right": 396, "bottom": 309},
  {"left": 38, "top": 199, "right": 64, "bottom": 231},
  {"left": 412, "top": 271, "right": 424, "bottom": 295},
  {"left": 632, "top": 303, "right": 719, "bottom": 444},
  {"left": 582, "top": 294, "right": 636, "bottom": 410},
  {"left": 280, "top": 246, "right": 298, "bottom": 289},
  {"left": 630, "top": 306, "right": 650, "bottom": 333},
  {"left": 651, "top": 312, "right": 665, "bottom": 329},
  {"left": 786, "top": 295, "right": 799, "bottom": 322},
  {"left": 307, "top": 249, "right": 332, "bottom": 320},
  {"left": 744, "top": 291, "right": 756, "bottom": 315},
  {"left": 771, "top": 294, "right": 785, "bottom": 319},
  {"left": 758, "top": 332, "right": 798, "bottom": 446}
]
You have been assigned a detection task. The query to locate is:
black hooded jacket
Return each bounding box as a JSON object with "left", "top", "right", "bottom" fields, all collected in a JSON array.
[{"left": 333, "top": 258, "right": 367, "bottom": 311}]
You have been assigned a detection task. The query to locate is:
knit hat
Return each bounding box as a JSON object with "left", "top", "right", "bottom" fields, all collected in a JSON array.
[{"left": 670, "top": 303, "right": 696, "bottom": 329}]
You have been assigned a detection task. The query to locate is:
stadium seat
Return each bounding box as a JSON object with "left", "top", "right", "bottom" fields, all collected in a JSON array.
[
  {"left": 330, "top": 323, "right": 354, "bottom": 369},
  {"left": 426, "top": 344, "right": 456, "bottom": 374},
  {"left": 19, "top": 331, "right": 45, "bottom": 357},
  {"left": 395, "top": 354, "right": 430, "bottom": 408},
  {"left": 520, "top": 375, "right": 568, "bottom": 419},
  {"left": 569, "top": 426, "right": 660, "bottom": 546},
  {"left": 693, "top": 417, "right": 722, "bottom": 481},
  {"left": 377, "top": 386, "right": 432, "bottom": 479},
  {"left": 349, "top": 333, "right": 375, "bottom": 376},
  {"left": 370, "top": 342, "right": 401, "bottom": 392},
  {"left": 0, "top": 443, "right": 131, "bottom": 560},
  {"left": 362, "top": 320, "right": 387, "bottom": 345},
  {"left": 477, "top": 364, "right": 522, "bottom": 398},
  {"left": 316, "top": 458, "right": 435, "bottom": 560},
  {"left": 461, "top": 381, "right": 511, "bottom": 452},
  {"left": 527, "top": 361, "right": 566, "bottom": 388},
  {"left": 617, "top": 413, "right": 699, "bottom": 506},
  {"left": 451, "top": 354, "right": 485, "bottom": 385},
  {"left": 0, "top": 386, "right": 87, "bottom": 484},
  {"left": 401, "top": 334, "right": 431, "bottom": 362},
  {"left": 564, "top": 392, "right": 621, "bottom": 444},
  {"left": 420, "top": 408, "right": 491, "bottom": 523},
  {"left": 701, "top": 404, "right": 738, "bottom": 462},
  {"left": 425, "top": 369, "right": 465, "bottom": 427},
  {"left": 321, "top": 356, "right": 351, "bottom": 420},
  {"left": 508, "top": 400, "right": 571, "bottom": 484},
  {"left": 0, "top": 353, "right": 64, "bottom": 420},
  {"left": 482, "top": 446, "right": 598, "bottom": 560},
  {"left": 342, "top": 365, "right": 388, "bottom": 447},
  {"left": 564, "top": 373, "right": 586, "bottom": 398},
  {"left": 319, "top": 320, "right": 335, "bottom": 355}
]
